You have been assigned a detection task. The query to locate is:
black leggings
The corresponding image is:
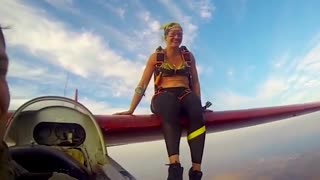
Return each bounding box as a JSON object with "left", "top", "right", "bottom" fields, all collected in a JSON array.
[{"left": 151, "top": 87, "right": 206, "bottom": 164}]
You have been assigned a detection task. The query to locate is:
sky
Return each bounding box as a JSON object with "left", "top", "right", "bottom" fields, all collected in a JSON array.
[
  {"left": 2, "top": 0, "right": 320, "bottom": 179},
  {"left": 3, "top": 0, "right": 320, "bottom": 114}
]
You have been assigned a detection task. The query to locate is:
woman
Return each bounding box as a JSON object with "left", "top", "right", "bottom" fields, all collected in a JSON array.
[{"left": 115, "top": 22, "right": 206, "bottom": 180}]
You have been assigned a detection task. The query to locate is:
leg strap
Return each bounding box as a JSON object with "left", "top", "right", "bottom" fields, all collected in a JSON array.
[
  {"left": 187, "top": 126, "right": 206, "bottom": 141},
  {"left": 151, "top": 88, "right": 165, "bottom": 101},
  {"left": 151, "top": 88, "right": 166, "bottom": 113},
  {"left": 177, "top": 89, "right": 191, "bottom": 101}
]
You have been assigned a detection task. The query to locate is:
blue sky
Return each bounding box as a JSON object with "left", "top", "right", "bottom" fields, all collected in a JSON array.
[
  {"left": 2, "top": 0, "right": 320, "bottom": 179},
  {"left": 2, "top": 0, "right": 320, "bottom": 113}
]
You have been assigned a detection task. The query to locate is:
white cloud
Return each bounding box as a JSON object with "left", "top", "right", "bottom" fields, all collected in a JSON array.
[
  {"left": 96, "top": 0, "right": 127, "bottom": 19},
  {"left": 257, "top": 78, "right": 288, "bottom": 100},
  {"left": 278, "top": 54, "right": 320, "bottom": 104},
  {"left": 1, "top": 0, "right": 145, "bottom": 93},
  {"left": 8, "top": 57, "right": 66, "bottom": 83},
  {"left": 116, "top": 8, "right": 126, "bottom": 19},
  {"left": 2, "top": 2, "right": 158, "bottom": 112},
  {"left": 78, "top": 97, "right": 151, "bottom": 114},
  {"left": 87, "top": 7, "right": 163, "bottom": 58},
  {"left": 197, "top": 65, "right": 213, "bottom": 76},
  {"left": 227, "top": 68, "right": 234, "bottom": 77},
  {"left": 8, "top": 84, "right": 41, "bottom": 100},
  {"left": 0, "top": 0, "right": 150, "bottom": 112},
  {"left": 230, "top": 0, "right": 248, "bottom": 24},
  {"left": 8, "top": 82, "right": 63, "bottom": 110},
  {"left": 8, "top": 92, "right": 152, "bottom": 114},
  {"left": 214, "top": 90, "right": 253, "bottom": 110},
  {"left": 45, "top": 0, "right": 73, "bottom": 7},
  {"left": 295, "top": 42, "right": 320, "bottom": 72},
  {"left": 272, "top": 52, "right": 290, "bottom": 69},
  {"left": 213, "top": 34, "right": 320, "bottom": 110},
  {"left": 149, "top": 20, "right": 161, "bottom": 32},
  {"left": 186, "top": 0, "right": 215, "bottom": 20},
  {"left": 102, "top": 25, "right": 141, "bottom": 53},
  {"left": 9, "top": 98, "right": 31, "bottom": 110},
  {"left": 45, "top": 0, "right": 80, "bottom": 14}
]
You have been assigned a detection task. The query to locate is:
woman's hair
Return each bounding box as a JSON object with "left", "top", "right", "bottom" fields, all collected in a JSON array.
[{"left": 160, "top": 22, "right": 183, "bottom": 37}]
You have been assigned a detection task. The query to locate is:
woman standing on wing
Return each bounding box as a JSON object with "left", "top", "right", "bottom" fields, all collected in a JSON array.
[{"left": 115, "top": 22, "right": 206, "bottom": 180}]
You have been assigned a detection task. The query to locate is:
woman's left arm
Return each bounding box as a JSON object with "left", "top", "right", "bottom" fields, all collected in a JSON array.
[{"left": 189, "top": 52, "right": 201, "bottom": 100}]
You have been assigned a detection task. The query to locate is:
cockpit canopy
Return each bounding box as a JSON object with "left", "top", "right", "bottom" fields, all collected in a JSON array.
[{"left": 5, "top": 96, "right": 107, "bottom": 166}]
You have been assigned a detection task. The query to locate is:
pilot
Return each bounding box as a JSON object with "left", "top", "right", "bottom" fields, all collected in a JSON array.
[
  {"left": 0, "top": 26, "right": 76, "bottom": 180},
  {"left": 114, "top": 22, "right": 206, "bottom": 180}
]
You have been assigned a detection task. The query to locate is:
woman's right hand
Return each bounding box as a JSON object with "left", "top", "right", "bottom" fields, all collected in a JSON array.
[{"left": 113, "top": 110, "right": 133, "bottom": 115}]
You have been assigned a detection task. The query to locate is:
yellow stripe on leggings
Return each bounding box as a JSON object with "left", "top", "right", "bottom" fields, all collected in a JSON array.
[{"left": 187, "top": 126, "right": 206, "bottom": 141}]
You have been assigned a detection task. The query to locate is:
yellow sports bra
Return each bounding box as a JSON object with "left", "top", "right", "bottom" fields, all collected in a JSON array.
[{"left": 160, "top": 61, "right": 188, "bottom": 70}]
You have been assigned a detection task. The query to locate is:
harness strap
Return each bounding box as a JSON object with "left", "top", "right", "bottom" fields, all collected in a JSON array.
[
  {"left": 152, "top": 88, "right": 164, "bottom": 99},
  {"left": 177, "top": 89, "right": 191, "bottom": 101},
  {"left": 179, "top": 46, "right": 193, "bottom": 90},
  {"left": 154, "top": 46, "right": 164, "bottom": 92},
  {"left": 152, "top": 88, "right": 191, "bottom": 103},
  {"left": 154, "top": 46, "right": 193, "bottom": 93},
  {"left": 180, "top": 46, "right": 191, "bottom": 64}
]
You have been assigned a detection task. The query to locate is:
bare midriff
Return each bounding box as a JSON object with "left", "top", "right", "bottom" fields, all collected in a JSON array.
[{"left": 159, "top": 76, "right": 189, "bottom": 89}]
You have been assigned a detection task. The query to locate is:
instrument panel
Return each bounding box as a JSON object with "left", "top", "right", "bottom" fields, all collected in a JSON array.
[{"left": 33, "top": 122, "right": 86, "bottom": 146}]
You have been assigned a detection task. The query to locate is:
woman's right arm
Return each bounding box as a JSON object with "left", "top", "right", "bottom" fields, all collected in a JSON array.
[{"left": 114, "top": 53, "right": 156, "bottom": 115}]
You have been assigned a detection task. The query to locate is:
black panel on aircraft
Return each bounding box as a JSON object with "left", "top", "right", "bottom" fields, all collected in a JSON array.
[{"left": 33, "top": 122, "right": 86, "bottom": 146}]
